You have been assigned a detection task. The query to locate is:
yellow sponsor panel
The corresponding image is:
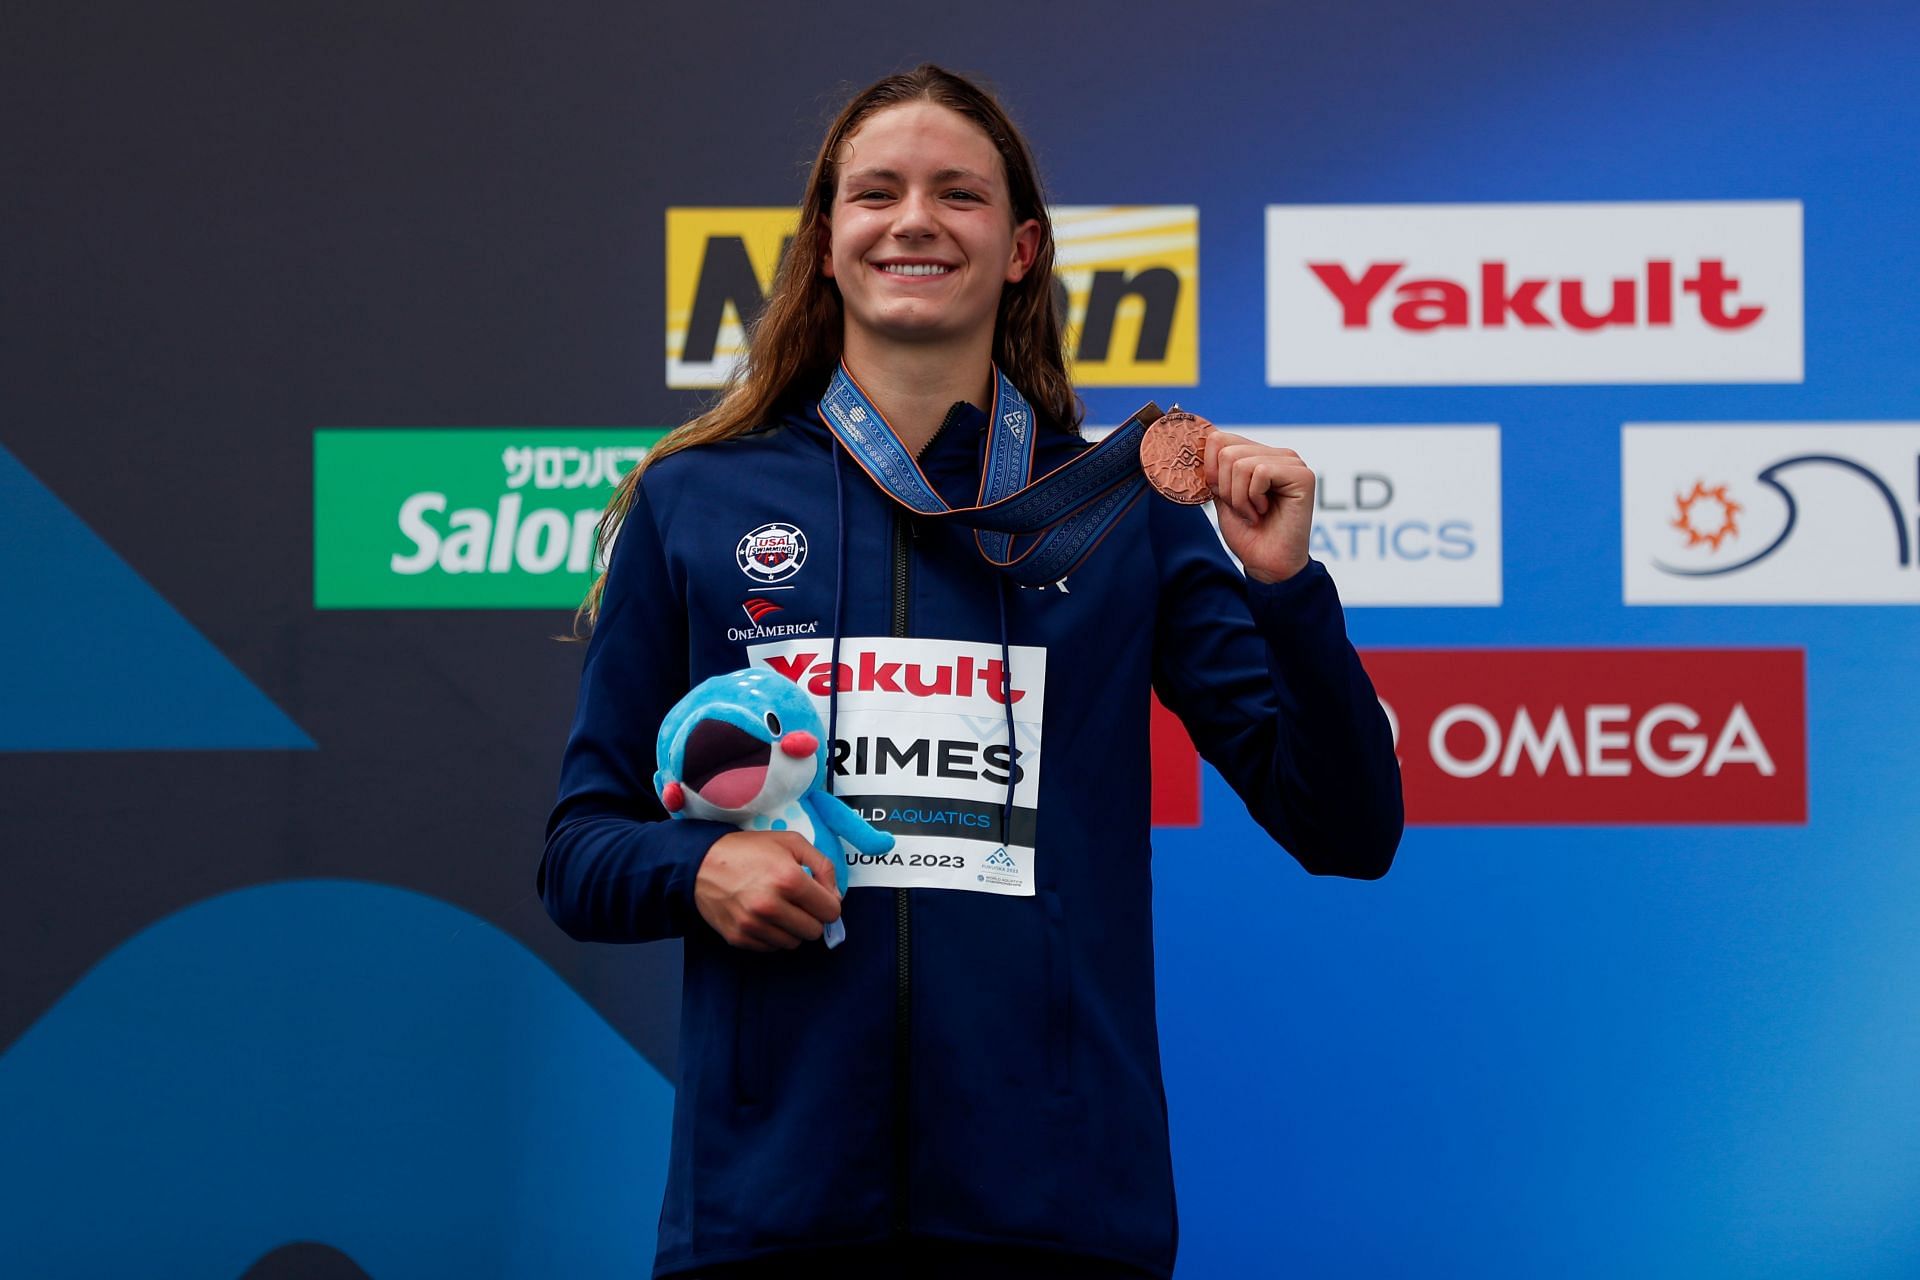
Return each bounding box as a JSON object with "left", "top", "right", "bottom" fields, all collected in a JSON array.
[
  {"left": 666, "top": 208, "right": 796, "bottom": 388},
  {"left": 665, "top": 204, "right": 1197, "bottom": 388},
  {"left": 1053, "top": 205, "right": 1199, "bottom": 386}
]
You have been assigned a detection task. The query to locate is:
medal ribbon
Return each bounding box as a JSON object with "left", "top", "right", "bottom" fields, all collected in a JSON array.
[{"left": 818, "top": 363, "right": 1163, "bottom": 586}]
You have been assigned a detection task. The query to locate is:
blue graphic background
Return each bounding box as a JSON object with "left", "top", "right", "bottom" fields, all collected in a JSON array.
[
  {"left": 0, "top": 445, "right": 311, "bottom": 751},
  {"left": 4, "top": 1, "right": 1918, "bottom": 1275},
  {"left": 0, "top": 883, "right": 674, "bottom": 1276}
]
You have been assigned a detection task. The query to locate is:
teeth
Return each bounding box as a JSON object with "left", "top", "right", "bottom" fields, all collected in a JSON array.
[{"left": 881, "top": 264, "right": 952, "bottom": 276}]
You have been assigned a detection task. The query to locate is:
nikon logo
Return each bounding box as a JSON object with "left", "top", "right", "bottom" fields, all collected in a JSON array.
[
  {"left": 314, "top": 429, "right": 666, "bottom": 608},
  {"left": 666, "top": 205, "right": 1198, "bottom": 388}
]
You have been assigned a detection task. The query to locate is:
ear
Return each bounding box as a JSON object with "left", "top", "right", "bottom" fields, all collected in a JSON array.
[
  {"left": 820, "top": 217, "right": 836, "bottom": 280},
  {"left": 1004, "top": 217, "right": 1042, "bottom": 284}
]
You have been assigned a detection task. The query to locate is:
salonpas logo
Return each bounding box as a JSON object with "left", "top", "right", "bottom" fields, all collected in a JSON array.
[{"left": 314, "top": 429, "right": 666, "bottom": 608}]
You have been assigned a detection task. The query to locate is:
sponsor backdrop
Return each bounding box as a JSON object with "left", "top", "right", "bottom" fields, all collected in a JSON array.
[{"left": 3, "top": 1, "right": 1917, "bottom": 1276}]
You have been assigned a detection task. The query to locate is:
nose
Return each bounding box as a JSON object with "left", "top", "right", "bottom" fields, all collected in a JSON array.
[{"left": 890, "top": 187, "right": 938, "bottom": 239}]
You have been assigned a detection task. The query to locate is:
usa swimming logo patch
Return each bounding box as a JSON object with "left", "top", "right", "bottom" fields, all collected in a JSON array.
[{"left": 736, "top": 522, "right": 807, "bottom": 583}]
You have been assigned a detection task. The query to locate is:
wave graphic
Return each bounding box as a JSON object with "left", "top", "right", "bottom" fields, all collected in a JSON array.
[
  {"left": 0, "top": 442, "right": 312, "bottom": 751},
  {"left": 0, "top": 881, "right": 674, "bottom": 1277}
]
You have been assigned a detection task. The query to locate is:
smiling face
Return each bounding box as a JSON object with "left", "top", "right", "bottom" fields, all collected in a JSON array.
[{"left": 822, "top": 101, "right": 1041, "bottom": 359}]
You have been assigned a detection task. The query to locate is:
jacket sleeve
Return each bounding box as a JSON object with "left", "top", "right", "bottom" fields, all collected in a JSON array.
[
  {"left": 1149, "top": 500, "right": 1403, "bottom": 879},
  {"left": 538, "top": 480, "right": 733, "bottom": 941}
]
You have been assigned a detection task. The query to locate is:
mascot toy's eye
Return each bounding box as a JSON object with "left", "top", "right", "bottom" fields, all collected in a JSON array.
[{"left": 765, "top": 711, "right": 782, "bottom": 735}]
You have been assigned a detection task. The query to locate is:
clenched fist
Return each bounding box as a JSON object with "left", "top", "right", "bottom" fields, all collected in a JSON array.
[{"left": 1202, "top": 432, "right": 1316, "bottom": 584}]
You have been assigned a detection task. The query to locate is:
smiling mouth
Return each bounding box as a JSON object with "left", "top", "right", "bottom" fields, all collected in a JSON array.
[
  {"left": 682, "top": 718, "right": 770, "bottom": 810},
  {"left": 876, "top": 263, "right": 954, "bottom": 277}
]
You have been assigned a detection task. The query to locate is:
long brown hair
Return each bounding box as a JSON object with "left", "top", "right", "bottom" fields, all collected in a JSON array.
[{"left": 577, "top": 63, "right": 1078, "bottom": 630}]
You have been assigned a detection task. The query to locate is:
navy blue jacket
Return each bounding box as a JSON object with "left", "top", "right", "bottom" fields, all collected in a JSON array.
[{"left": 540, "top": 396, "right": 1403, "bottom": 1278}]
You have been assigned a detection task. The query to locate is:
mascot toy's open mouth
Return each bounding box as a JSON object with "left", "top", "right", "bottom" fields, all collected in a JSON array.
[{"left": 682, "top": 718, "right": 771, "bottom": 810}]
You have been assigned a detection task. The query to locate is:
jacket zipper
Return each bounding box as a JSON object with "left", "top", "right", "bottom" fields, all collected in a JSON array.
[{"left": 889, "top": 509, "right": 913, "bottom": 1236}]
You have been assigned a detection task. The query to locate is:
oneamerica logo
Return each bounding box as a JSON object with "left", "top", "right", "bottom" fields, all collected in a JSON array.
[
  {"left": 737, "top": 522, "right": 807, "bottom": 583},
  {"left": 1266, "top": 201, "right": 1803, "bottom": 386},
  {"left": 729, "top": 595, "right": 820, "bottom": 643},
  {"left": 727, "top": 619, "right": 821, "bottom": 642}
]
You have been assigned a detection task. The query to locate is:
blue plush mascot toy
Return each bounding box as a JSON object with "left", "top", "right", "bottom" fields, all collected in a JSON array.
[{"left": 655, "top": 669, "right": 895, "bottom": 948}]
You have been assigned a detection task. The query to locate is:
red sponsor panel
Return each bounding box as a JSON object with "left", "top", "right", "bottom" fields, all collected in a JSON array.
[
  {"left": 1368, "top": 648, "right": 1805, "bottom": 825},
  {"left": 1147, "top": 648, "right": 1802, "bottom": 827},
  {"left": 1149, "top": 693, "right": 1200, "bottom": 827}
]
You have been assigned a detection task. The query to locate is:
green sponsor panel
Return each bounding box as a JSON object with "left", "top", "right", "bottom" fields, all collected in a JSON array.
[{"left": 314, "top": 429, "right": 668, "bottom": 608}]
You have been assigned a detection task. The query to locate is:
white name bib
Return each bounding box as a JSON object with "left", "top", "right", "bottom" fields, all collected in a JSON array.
[{"left": 746, "top": 637, "right": 1046, "bottom": 896}]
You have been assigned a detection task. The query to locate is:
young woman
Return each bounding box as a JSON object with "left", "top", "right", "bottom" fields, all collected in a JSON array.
[{"left": 541, "top": 65, "right": 1402, "bottom": 1280}]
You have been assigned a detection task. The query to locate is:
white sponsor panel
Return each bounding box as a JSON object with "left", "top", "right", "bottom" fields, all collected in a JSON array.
[
  {"left": 1622, "top": 423, "right": 1920, "bottom": 604},
  {"left": 1266, "top": 202, "right": 1802, "bottom": 386},
  {"left": 1203, "top": 427, "right": 1502, "bottom": 606},
  {"left": 746, "top": 637, "right": 1046, "bottom": 895}
]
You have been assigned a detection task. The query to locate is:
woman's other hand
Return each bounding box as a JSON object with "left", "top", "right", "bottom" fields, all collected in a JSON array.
[{"left": 694, "top": 830, "right": 844, "bottom": 950}]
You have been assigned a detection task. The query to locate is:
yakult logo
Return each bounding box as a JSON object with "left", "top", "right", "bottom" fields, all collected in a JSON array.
[
  {"left": 760, "top": 650, "right": 1027, "bottom": 705},
  {"left": 1267, "top": 202, "right": 1802, "bottom": 386},
  {"left": 1311, "top": 260, "right": 1762, "bottom": 332},
  {"left": 1366, "top": 648, "right": 1805, "bottom": 824}
]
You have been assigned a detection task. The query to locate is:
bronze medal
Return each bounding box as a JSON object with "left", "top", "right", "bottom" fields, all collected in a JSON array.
[{"left": 1140, "top": 410, "right": 1214, "bottom": 506}]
